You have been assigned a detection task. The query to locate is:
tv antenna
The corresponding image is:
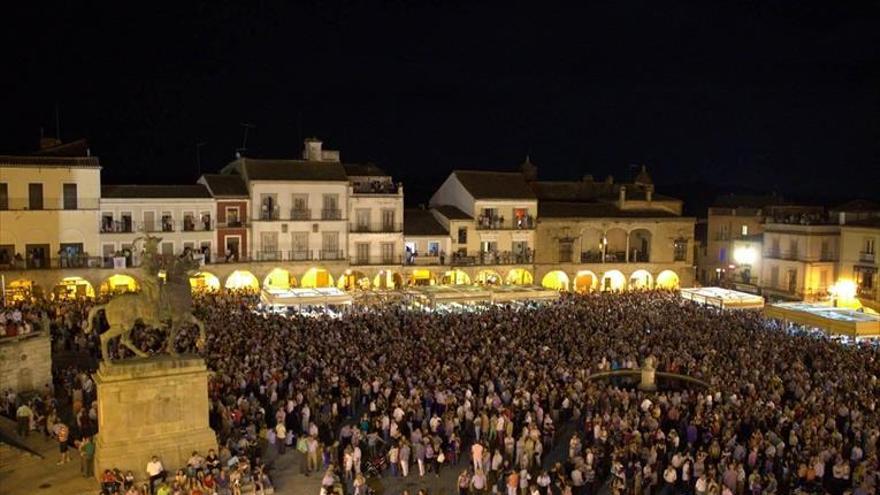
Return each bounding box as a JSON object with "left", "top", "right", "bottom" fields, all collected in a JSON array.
[
  {"left": 195, "top": 142, "right": 207, "bottom": 177},
  {"left": 237, "top": 122, "right": 256, "bottom": 156}
]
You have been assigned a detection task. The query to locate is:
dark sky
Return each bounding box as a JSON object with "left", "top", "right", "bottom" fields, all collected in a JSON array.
[{"left": 3, "top": 1, "right": 879, "bottom": 206}]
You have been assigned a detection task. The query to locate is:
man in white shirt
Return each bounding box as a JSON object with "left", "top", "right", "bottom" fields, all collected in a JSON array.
[{"left": 145, "top": 455, "right": 165, "bottom": 495}]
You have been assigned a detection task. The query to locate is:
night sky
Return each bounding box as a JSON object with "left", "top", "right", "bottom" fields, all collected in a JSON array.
[{"left": 3, "top": 2, "right": 879, "bottom": 208}]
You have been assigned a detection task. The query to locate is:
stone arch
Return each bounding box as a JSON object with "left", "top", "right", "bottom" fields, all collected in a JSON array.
[
  {"left": 573, "top": 270, "right": 599, "bottom": 293},
  {"left": 5, "top": 278, "right": 43, "bottom": 302},
  {"left": 408, "top": 269, "right": 437, "bottom": 286},
  {"left": 263, "top": 268, "right": 297, "bottom": 290},
  {"left": 629, "top": 269, "right": 654, "bottom": 290},
  {"left": 52, "top": 276, "right": 96, "bottom": 300},
  {"left": 601, "top": 270, "right": 626, "bottom": 291},
  {"left": 506, "top": 268, "right": 534, "bottom": 285},
  {"left": 580, "top": 227, "right": 605, "bottom": 263},
  {"left": 301, "top": 267, "right": 335, "bottom": 288},
  {"left": 338, "top": 270, "right": 371, "bottom": 291},
  {"left": 604, "top": 228, "right": 628, "bottom": 263},
  {"left": 475, "top": 269, "right": 503, "bottom": 286},
  {"left": 189, "top": 271, "right": 221, "bottom": 293},
  {"left": 541, "top": 270, "right": 570, "bottom": 291},
  {"left": 628, "top": 228, "right": 652, "bottom": 262},
  {"left": 441, "top": 269, "right": 471, "bottom": 285},
  {"left": 373, "top": 270, "right": 404, "bottom": 290},
  {"left": 100, "top": 274, "right": 141, "bottom": 296},
  {"left": 656, "top": 270, "right": 680, "bottom": 289},
  {"left": 224, "top": 270, "right": 259, "bottom": 292}
]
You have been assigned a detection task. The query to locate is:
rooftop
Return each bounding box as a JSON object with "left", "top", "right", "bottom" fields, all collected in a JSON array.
[
  {"left": 0, "top": 155, "right": 100, "bottom": 168},
  {"left": 452, "top": 170, "right": 537, "bottom": 200},
  {"left": 538, "top": 201, "right": 678, "bottom": 219},
  {"left": 199, "top": 174, "right": 249, "bottom": 198},
  {"left": 227, "top": 157, "right": 349, "bottom": 182},
  {"left": 432, "top": 204, "right": 472, "bottom": 220},
  {"left": 404, "top": 209, "right": 449, "bottom": 236}
]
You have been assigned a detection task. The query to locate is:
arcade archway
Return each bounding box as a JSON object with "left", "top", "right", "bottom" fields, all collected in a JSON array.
[
  {"left": 373, "top": 270, "right": 404, "bottom": 290},
  {"left": 301, "top": 267, "right": 334, "bottom": 288},
  {"left": 541, "top": 271, "right": 570, "bottom": 291},
  {"left": 53, "top": 276, "right": 95, "bottom": 300},
  {"left": 264, "top": 268, "right": 296, "bottom": 290},
  {"left": 100, "top": 274, "right": 140, "bottom": 296},
  {"left": 506, "top": 268, "right": 534, "bottom": 285},
  {"left": 225, "top": 270, "right": 259, "bottom": 292},
  {"left": 442, "top": 269, "right": 471, "bottom": 285},
  {"left": 189, "top": 272, "right": 221, "bottom": 293},
  {"left": 601, "top": 270, "right": 626, "bottom": 291},
  {"left": 656, "top": 270, "right": 680, "bottom": 289},
  {"left": 338, "top": 270, "right": 371, "bottom": 291},
  {"left": 408, "top": 269, "right": 437, "bottom": 286},
  {"left": 629, "top": 269, "right": 653, "bottom": 290},
  {"left": 573, "top": 270, "right": 599, "bottom": 293},
  {"left": 5, "top": 279, "right": 42, "bottom": 302},
  {"left": 475, "top": 269, "right": 503, "bottom": 286}
]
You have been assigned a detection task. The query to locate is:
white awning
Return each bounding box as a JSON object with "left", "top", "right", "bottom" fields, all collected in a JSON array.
[
  {"left": 680, "top": 287, "right": 765, "bottom": 310},
  {"left": 260, "top": 287, "right": 353, "bottom": 307}
]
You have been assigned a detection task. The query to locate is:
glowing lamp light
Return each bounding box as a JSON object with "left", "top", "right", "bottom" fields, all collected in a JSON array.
[
  {"left": 830, "top": 279, "right": 857, "bottom": 300},
  {"left": 733, "top": 246, "right": 757, "bottom": 265}
]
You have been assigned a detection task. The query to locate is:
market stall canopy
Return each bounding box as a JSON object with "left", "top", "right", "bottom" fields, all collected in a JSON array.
[
  {"left": 489, "top": 285, "right": 561, "bottom": 303},
  {"left": 680, "top": 287, "right": 765, "bottom": 310},
  {"left": 261, "top": 287, "right": 353, "bottom": 307},
  {"left": 764, "top": 302, "right": 880, "bottom": 339}
]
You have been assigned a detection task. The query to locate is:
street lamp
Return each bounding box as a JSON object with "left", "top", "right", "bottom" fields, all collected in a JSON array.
[{"left": 829, "top": 279, "right": 857, "bottom": 308}]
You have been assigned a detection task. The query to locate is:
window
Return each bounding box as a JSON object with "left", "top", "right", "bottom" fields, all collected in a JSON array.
[
  {"left": 382, "top": 209, "right": 395, "bottom": 231},
  {"left": 674, "top": 239, "right": 688, "bottom": 262},
  {"left": 161, "top": 242, "right": 174, "bottom": 256},
  {"left": 291, "top": 232, "right": 309, "bottom": 259},
  {"left": 28, "top": 183, "right": 43, "bottom": 210},
  {"left": 291, "top": 194, "right": 309, "bottom": 219},
  {"left": 789, "top": 239, "right": 798, "bottom": 258},
  {"left": 260, "top": 232, "right": 278, "bottom": 254},
  {"left": 457, "top": 227, "right": 467, "bottom": 244},
  {"left": 381, "top": 242, "right": 395, "bottom": 263},
  {"left": 183, "top": 211, "right": 195, "bottom": 231},
  {"left": 322, "top": 194, "right": 340, "bottom": 219},
  {"left": 866, "top": 238, "right": 876, "bottom": 254},
  {"left": 322, "top": 232, "right": 339, "bottom": 258},
  {"left": 719, "top": 247, "right": 726, "bottom": 263},
  {"left": 770, "top": 265, "right": 779, "bottom": 288},
  {"left": 225, "top": 206, "right": 240, "bottom": 226},
  {"left": 821, "top": 240, "right": 830, "bottom": 260},
  {"left": 428, "top": 242, "right": 440, "bottom": 256},
  {"left": 558, "top": 240, "right": 573, "bottom": 263},
  {"left": 161, "top": 211, "right": 174, "bottom": 232},
  {"left": 819, "top": 270, "right": 828, "bottom": 289},
  {"left": 260, "top": 194, "right": 278, "bottom": 220},
  {"left": 741, "top": 224, "right": 748, "bottom": 236},
  {"left": 63, "top": 183, "right": 77, "bottom": 210},
  {"left": 356, "top": 243, "right": 370, "bottom": 263},
  {"left": 356, "top": 209, "right": 370, "bottom": 230},
  {"left": 0, "top": 183, "right": 9, "bottom": 210}
]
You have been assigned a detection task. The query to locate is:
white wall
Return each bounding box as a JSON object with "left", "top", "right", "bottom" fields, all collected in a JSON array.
[{"left": 98, "top": 198, "right": 216, "bottom": 258}]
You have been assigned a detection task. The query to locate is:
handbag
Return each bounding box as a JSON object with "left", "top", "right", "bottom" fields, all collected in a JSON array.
[{"left": 296, "top": 437, "right": 308, "bottom": 453}]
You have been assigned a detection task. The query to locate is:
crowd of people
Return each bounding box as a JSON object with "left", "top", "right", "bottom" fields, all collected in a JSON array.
[{"left": 3, "top": 289, "right": 879, "bottom": 495}]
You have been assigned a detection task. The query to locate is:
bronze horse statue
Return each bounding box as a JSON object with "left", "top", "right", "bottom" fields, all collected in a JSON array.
[{"left": 84, "top": 236, "right": 206, "bottom": 361}]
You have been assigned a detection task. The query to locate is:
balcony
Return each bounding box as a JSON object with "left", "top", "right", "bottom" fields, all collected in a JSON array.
[
  {"left": 100, "top": 220, "right": 214, "bottom": 234},
  {"left": 258, "top": 206, "right": 281, "bottom": 221},
  {"left": 351, "top": 182, "right": 401, "bottom": 195},
  {"left": 451, "top": 251, "right": 534, "bottom": 266},
  {"left": 350, "top": 222, "right": 403, "bottom": 233},
  {"left": 860, "top": 252, "right": 876, "bottom": 264},
  {"left": 405, "top": 254, "right": 444, "bottom": 266},
  {"left": 350, "top": 255, "right": 403, "bottom": 266},
  {"left": 578, "top": 250, "right": 649, "bottom": 263},
  {"left": 476, "top": 215, "right": 535, "bottom": 230},
  {"left": 764, "top": 249, "right": 836, "bottom": 262},
  {"left": 858, "top": 286, "right": 877, "bottom": 301},
  {"left": 0, "top": 255, "right": 107, "bottom": 271},
  {"left": 321, "top": 209, "right": 343, "bottom": 221},
  {"left": 317, "top": 249, "right": 345, "bottom": 261},
  {"left": 217, "top": 219, "right": 248, "bottom": 229},
  {"left": 100, "top": 220, "right": 135, "bottom": 233},
  {"left": 290, "top": 208, "right": 311, "bottom": 220}
]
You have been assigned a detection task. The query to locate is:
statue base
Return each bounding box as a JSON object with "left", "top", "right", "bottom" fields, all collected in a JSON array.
[
  {"left": 638, "top": 368, "right": 657, "bottom": 391},
  {"left": 93, "top": 355, "right": 217, "bottom": 482}
]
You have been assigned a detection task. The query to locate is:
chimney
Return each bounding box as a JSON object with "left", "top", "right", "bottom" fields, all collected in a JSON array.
[
  {"left": 839, "top": 211, "right": 846, "bottom": 225},
  {"left": 619, "top": 186, "right": 626, "bottom": 207},
  {"left": 646, "top": 185, "right": 653, "bottom": 202},
  {"left": 303, "top": 138, "right": 323, "bottom": 161}
]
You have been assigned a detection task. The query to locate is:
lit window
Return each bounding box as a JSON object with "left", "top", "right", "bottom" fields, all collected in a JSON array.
[{"left": 741, "top": 225, "right": 748, "bottom": 236}]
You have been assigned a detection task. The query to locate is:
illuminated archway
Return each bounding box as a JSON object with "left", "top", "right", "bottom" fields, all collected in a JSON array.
[
  {"left": 573, "top": 270, "right": 599, "bottom": 293},
  {"left": 53, "top": 277, "right": 95, "bottom": 300},
  {"left": 5, "top": 279, "right": 41, "bottom": 303},
  {"left": 338, "top": 270, "right": 371, "bottom": 291},
  {"left": 541, "top": 271, "right": 570, "bottom": 291},
  {"left": 373, "top": 270, "right": 404, "bottom": 290},
  {"left": 225, "top": 270, "right": 259, "bottom": 292},
  {"left": 189, "top": 272, "right": 221, "bottom": 293},
  {"left": 264, "top": 268, "right": 296, "bottom": 290},
  {"left": 629, "top": 269, "right": 653, "bottom": 290},
  {"left": 475, "top": 269, "right": 503, "bottom": 286},
  {"left": 506, "top": 268, "right": 534, "bottom": 285},
  {"left": 601, "top": 270, "right": 626, "bottom": 291},
  {"left": 100, "top": 274, "right": 140, "bottom": 296},
  {"left": 408, "top": 269, "right": 437, "bottom": 286},
  {"left": 656, "top": 270, "right": 680, "bottom": 290},
  {"left": 442, "top": 269, "right": 471, "bottom": 285},
  {"left": 301, "top": 267, "right": 334, "bottom": 288}
]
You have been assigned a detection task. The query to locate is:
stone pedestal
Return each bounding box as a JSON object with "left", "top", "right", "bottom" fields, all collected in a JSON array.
[
  {"left": 93, "top": 356, "right": 217, "bottom": 481},
  {"left": 639, "top": 368, "right": 657, "bottom": 391}
]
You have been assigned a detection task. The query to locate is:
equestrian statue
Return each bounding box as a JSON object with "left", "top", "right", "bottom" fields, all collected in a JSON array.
[{"left": 84, "top": 235, "right": 206, "bottom": 362}]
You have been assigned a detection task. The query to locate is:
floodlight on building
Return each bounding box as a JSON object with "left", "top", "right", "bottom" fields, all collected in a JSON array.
[
  {"left": 733, "top": 246, "right": 757, "bottom": 265},
  {"left": 830, "top": 279, "right": 857, "bottom": 301}
]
